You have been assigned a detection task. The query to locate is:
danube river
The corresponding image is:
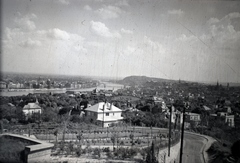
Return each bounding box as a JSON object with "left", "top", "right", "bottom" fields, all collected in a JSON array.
[{"left": 0, "top": 82, "right": 124, "bottom": 97}]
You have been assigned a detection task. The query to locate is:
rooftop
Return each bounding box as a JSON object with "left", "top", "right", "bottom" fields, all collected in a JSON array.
[{"left": 85, "top": 102, "right": 122, "bottom": 113}]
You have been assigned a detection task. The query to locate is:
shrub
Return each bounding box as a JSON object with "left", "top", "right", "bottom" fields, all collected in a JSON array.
[
  {"left": 86, "top": 146, "right": 92, "bottom": 154},
  {"left": 65, "top": 147, "right": 71, "bottom": 156},
  {"left": 140, "top": 148, "right": 147, "bottom": 160},
  {"left": 116, "top": 147, "right": 127, "bottom": 159},
  {"left": 75, "top": 145, "right": 82, "bottom": 157},
  {"left": 135, "top": 139, "right": 142, "bottom": 145},
  {"left": 120, "top": 141, "right": 124, "bottom": 145},
  {"left": 128, "top": 148, "right": 138, "bottom": 158},
  {"left": 92, "top": 139, "right": 96, "bottom": 144},
  {"left": 93, "top": 148, "right": 101, "bottom": 158},
  {"left": 82, "top": 148, "right": 87, "bottom": 154},
  {"left": 103, "top": 147, "right": 110, "bottom": 152},
  {"left": 106, "top": 151, "right": 114, "bottom": 159},
  {"left": 68, "top": 143, "right": 74, "bottom": 154}
]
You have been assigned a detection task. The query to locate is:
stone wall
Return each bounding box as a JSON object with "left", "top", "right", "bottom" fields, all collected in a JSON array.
[{"left": 27, "top": 148, "right": 52, "bottom": 163}]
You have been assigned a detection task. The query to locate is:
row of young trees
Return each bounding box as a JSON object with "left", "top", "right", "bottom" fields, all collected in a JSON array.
[{"left": 52, "top": 138, "right": 159, "bottom": 162}]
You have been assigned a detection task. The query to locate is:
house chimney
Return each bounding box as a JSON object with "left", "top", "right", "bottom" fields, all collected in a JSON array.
[{"left": 110, "top": 103, "right": 112, "bottom": 110}]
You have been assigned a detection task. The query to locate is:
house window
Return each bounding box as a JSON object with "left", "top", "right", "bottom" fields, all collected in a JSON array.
[{"left": 106, "top": 113, "right": 109, "bottom": 116}]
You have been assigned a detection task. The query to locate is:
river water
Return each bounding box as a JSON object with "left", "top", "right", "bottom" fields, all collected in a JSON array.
[{"left": 0, "top": 82, "right": 124, "bottom": 97}]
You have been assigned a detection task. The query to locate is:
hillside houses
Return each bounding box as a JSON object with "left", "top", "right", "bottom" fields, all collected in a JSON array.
[
  {"left": 85, "top": 102, "right": 123, "bottom": 127},
  {"left": 22, "top": 99, "right": 42, "bottom": 118}
]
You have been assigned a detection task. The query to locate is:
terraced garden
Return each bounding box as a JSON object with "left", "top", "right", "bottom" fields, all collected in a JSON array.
[{"left": 33, "top": 126, "right": 180, "bottom": 162}]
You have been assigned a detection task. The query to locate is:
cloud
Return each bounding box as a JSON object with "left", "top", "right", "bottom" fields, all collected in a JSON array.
[
  {"left": 224, "top": 12, "right": 240, "bottom": 20},
  {"left": 121, "top": 46, "right": 143, "bottom": 56},
  {"left": 208, "top": 12, "right": 240, "bottom": 26},
  {"left": 42, "top": 28, "right": 87, "bottom": 52},
  {"left": 47, "top": 28, "right": 70, "bottom": 40},
  {"left": 168, "top": 9, "right": 184, "bottom": 16},
  {"left": 95, "top": 5, "right": 123, "bottom": 19},
  {"left": 143, "top": 36, "right": 166, "bottom": 54},
  {"left": 58, "top": 0, "right": 69, "bottom": 5},
  {"left": 121, "top": 28, "right": 133, "bottom": 34},
  {"left": 14, "top": 13, "right": 37, "bottom": 31},
  {"left": 211, "top": 24, "right": 240, "bottom": 44},
  {"left": 73, "top": 45, "right": 87, "bottom": 53},
  {"left": 5, "top": 28, "right": 23, "bottom": 41},
  {"left": 207, "top": 18, "right": 220, "bottom": 25},
  {"left": 206, "top": 12, "right": 240, "bottom": 50},
  {"left": 38, "top": 28, "right": 84, "bottom": 42},
  {"left": 176, "top": 34, "right": 198, "bottom": 42},
  {"left": 90, "top": 21, "right": 121, "bottom": 38},
  {"left": 115, "top": 0, "right": 129, "bottom": 6},
  {"left": 3, "top": 24, "right": 86, "bottom": 54},
  {"left": 84, "top": 5, "right": 92, "bottom": 11},
  {"left": 19, "top": 38, "right": 42, "bottom": 48}
]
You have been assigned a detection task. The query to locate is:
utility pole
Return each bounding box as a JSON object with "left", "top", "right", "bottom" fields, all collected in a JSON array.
[
  {"left": 168, "top": 105, "right": 172, "bottom": 157},
  {"left": 179, "top": 105, "right": 186, "bottom": 163}
]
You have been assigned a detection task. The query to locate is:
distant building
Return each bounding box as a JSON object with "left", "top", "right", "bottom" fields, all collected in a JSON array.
[
  {"left": 217, "top": 112, "right": 228, "bottom": 117},
  {"left": 8, "top": 82, "right": 17, "bottom": 89},
  {"left": 161, "top": 101, "right": 168, "bottom": 112},
  {"left": 185, "top": 112, "right": 201, "bottom": 122},
  {"left": 164, "top": 106, "right": 183, "bottom": 124},
  {"left": 85, "top": 102, "right": 123, "bottom": 127},
  {"left": 0, "top": 81, "right": 7, "bottom": 89},
  {"left": 225, "top": 115, "right": 235, "bottom": 127},
  {"left": 185, "top": 112, "right": 201, "bottom": 128},
  {"left": 211, "top": 111, "right": 235, "bottom": 127},
  {"left": 23, "top": 99, "right": 42, "bottom": 116},
  {"left": 203, "top": 105, "right": 211, "bottom": 111},
  {"left": 152, "top": 96, "right": 164, "bottom": 104}
]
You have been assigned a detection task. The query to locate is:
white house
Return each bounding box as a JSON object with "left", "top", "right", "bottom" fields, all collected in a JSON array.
[
  {"left": 23, "top": 99, "right": 42, "bottom": 116},
  {"left": 225, "top": 115, "right": 235, "bottom": 127},
  {"left": 85, "top": 102, "right": 123, "bottom": 127}
]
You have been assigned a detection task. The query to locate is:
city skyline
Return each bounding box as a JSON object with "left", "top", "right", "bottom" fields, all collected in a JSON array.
[{"left": 1, "top": 0, "right": 240, "bottom": 83}]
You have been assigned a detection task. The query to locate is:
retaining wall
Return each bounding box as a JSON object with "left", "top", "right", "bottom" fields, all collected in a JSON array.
[
  {"left": 1, "top": 133, "right": 54, "bottom": 163},
  {"left": 157, "top": 140, "right": 181, "bottom": 163}
]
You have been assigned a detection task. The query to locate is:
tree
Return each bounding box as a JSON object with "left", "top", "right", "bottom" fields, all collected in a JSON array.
[
  {"left": 77, "top": 132, "right": 83, "bottom": 145},
  {"left": 41, "top": 107, "right": 58, "bottom": 122},
  {"left": 58, "top": 107, "right": 70, "bottom": 115},
  {"left": 111, "top": 133, "right": 118, "bottom": 152},
  {"left": 129, "top": 133, "right": 134, "bottom": 146}
]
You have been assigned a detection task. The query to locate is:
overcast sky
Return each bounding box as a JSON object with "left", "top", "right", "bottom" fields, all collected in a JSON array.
[{"left": 1, "top": 0, "right": 240, "bottom": 83}]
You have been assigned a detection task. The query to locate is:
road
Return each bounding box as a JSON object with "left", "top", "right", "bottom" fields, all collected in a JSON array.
[{"left": 181, "top": 133, "right": 207, "bottom": 163}]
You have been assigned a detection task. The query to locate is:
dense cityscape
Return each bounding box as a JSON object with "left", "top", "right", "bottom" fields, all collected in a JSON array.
[{"left": 0, "top": 73, "right": 240, "bottom": 162}]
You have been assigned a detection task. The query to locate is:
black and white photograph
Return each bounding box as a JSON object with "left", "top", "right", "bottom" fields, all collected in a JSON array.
[{"left": 0, "top": 0, "right": 240, "bottom": 162}]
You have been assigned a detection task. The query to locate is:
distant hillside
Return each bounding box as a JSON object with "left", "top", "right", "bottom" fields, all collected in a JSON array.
[
  {"left": 119, "top": 76, "right": 240, "bottom": 87},
  {"left": 119, "top": 76, "right": 177, "bottom": 86}
]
